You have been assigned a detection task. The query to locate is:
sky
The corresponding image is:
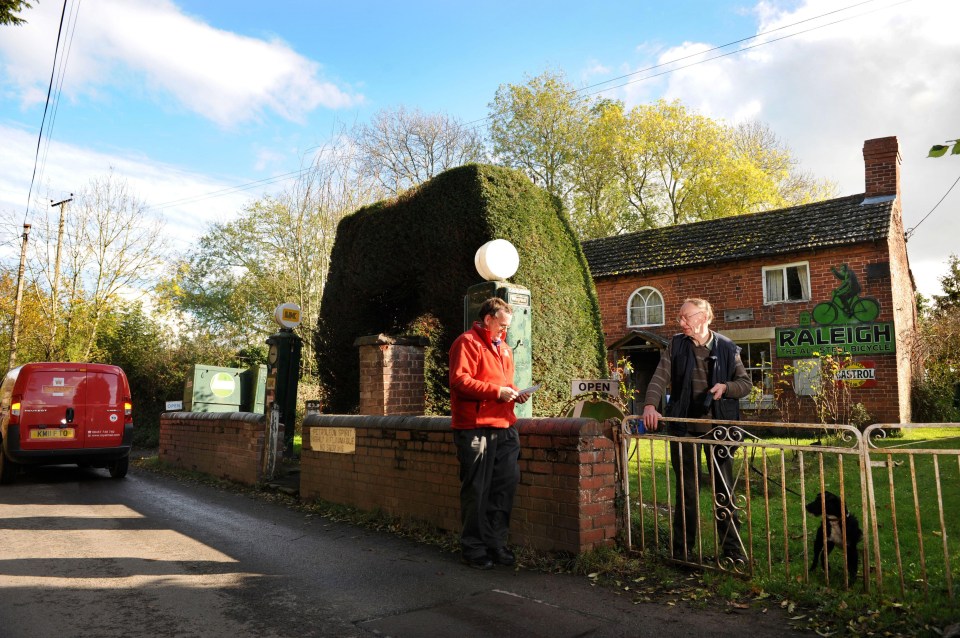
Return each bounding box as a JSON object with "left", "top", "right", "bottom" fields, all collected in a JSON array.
[{"left": 0, "top": 0, "right": 957, "bottom": 300}]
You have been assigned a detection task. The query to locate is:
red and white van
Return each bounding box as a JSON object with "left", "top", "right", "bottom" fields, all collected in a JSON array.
[{"left": 0, "top": 362, "right": 133, "bottom": 484}]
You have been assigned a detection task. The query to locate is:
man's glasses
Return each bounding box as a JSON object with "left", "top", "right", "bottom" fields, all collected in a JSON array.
[{"left": 677, "top": 311, "right": 704, "bottom": 325}]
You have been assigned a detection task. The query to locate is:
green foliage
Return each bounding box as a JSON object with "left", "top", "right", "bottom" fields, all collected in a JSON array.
[
  {"left": 932, "top": 253, "right": 960, "bottom": 314},
  {"left": 0, "top": 0, "right": 32, "bottom": 26},
  {"left": 911, "top": 368, "right": 960, "bottom": 423},
  {"left": 96, "top": 304, "right": 253, "bottom": 447},
  {"left": 928, "top": 139, "right": 960, "bottom": 157},
  {"left": 773, "top": 350, "right": 868, "bottom": 429},
  {"left": 487, "top": 71, "right": 835, "bottom": 240},
  {"left": 315, "top": 163, "right": 606, "bottom": 416},
  {"left": 488, "top": 69, "right": 588, "bottom": 199},
  {"left": 912, "top": 254, "right": 960, "bottom": 423},
  {"left": 159, "top": 146, "right": 377, "bottom": 376}
]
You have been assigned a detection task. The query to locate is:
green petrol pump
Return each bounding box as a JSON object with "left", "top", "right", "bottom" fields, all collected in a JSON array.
[
  {"left": 265, "top": 302, "right": 303, "bottom": 457},
  {"left": 464, "top": 240, "right": 533, "bottom": 418}
]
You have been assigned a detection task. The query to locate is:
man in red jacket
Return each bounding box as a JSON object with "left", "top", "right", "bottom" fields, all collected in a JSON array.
[{"left": 450, "top": 297, "right": 530, "bottom": 570}]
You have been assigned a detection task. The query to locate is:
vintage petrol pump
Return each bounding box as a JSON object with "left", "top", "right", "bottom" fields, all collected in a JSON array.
[
  {"left": 265, "top": 302, "right": 302, "bottom": 457},
  {"left": 463, "top": 240, "right": 533, "bottom": 418}
]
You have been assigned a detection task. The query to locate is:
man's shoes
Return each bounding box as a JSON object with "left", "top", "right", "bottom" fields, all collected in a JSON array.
[
  {"left": 489, "top": 547, "right": 516, "bottom": 566},
  {"left": 722, "top": 550, "right": 747, "bottom": 566},
  {"left": 462, "top": 554, "right": 494, "bottom": 570}
]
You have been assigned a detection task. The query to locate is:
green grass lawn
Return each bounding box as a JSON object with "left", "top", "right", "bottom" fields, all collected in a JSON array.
[{"left": 624, "top": 425, "right": 959, "bottom": 616}]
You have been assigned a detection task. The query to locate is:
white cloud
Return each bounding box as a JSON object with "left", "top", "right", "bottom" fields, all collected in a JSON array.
[
  {"left": 0, "top": 124, "right": 255, "bottom": 251},
  {"left": 0, "top": 0, "right": 363, "bottom": 126},
  {"left": 614, "top": 0, "right": 960, "bottom": 298}
]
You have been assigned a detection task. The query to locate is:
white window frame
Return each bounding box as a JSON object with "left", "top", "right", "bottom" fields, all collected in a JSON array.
[
  {"left": 626, "top": 286, "right": 665, "bottom": 328},
  {"left": 738, "top": 341, "right": 775, "bottom": 409},
  {"left": 762, "top": 261, "right": 811, "bottom": 305}
]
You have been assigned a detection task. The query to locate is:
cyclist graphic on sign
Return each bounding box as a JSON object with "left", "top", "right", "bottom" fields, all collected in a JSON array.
[{"left": 812, "top": 263, "right": 880, "bottom": 325}]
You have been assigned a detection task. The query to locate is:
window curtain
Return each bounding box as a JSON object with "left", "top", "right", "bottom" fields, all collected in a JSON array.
[
  {"left": 628, "top": 294, "right": 641, "bottom": 326},
  {"left": 765, "top": 269, "right": 784, "bottom": 302},
  {"left": 797, "top": 265, "right": 811, "bottom": 300}
]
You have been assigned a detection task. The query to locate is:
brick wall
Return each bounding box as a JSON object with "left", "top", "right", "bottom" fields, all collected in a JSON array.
[
  {"left": 355, "top": 334, "right": 428, "bottom": 416},
  {"left": 300, "top": 414, "right": 618, "bottom": 554},
  {"left": 595, "top": 241, "right": 913, "bottom": 424},
  {"left": 159, "top": 412, "right": 266, "bottom": 486}
]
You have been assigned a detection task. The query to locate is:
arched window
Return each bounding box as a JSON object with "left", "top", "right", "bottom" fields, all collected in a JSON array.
[{"left": 627, "top": 287, "right": 664, "bottom": 327}]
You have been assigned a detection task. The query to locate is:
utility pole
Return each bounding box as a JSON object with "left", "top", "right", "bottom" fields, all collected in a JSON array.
[
  {"left": 8, "top": 223, "right": 31, "bottom": 371},
  {"left": 48, "top": 195, "right": 72, "bottom": 360}
]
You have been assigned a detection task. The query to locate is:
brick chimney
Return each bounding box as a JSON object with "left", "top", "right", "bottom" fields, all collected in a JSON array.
[{"left": 862, "top": 136, "right": 901, "bottom": 199}]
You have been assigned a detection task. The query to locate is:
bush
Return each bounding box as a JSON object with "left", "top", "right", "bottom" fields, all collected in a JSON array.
[
  {"left": 912, "top": 369, "right": 960, "bottom": 423},
  {"left": 315, "top": 164, "right": 606, "bottom": 416}
]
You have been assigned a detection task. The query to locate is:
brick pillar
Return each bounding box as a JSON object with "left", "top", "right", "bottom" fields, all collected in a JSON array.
[
  {"left": 354, "top": 334, "right": 428, "bottom": 415},
  {"left": 863, "top": 136, "right": 901, "bottom": 199}
]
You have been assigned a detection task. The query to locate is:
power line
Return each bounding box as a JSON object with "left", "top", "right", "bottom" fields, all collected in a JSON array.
[
  {"left": 147, "top": 168, "right": 308, "bottom": 211},
  {"left": 34, "top": 0, "right": 82, "bottom": 214},
  {"left": 23, "top": 0, "right": 73, "bottom": 224},
  {"left": 585, "top": 0, "right": 912, "bottom": 96},
  {"left": 464, "top": 0, "right": 904, "bottom": 128},
  {"left": 580, "top": 0, "right": 884, "bottom": 94},
  {"left": 906, "top": 171, "right": 960, "bottom": 240}
]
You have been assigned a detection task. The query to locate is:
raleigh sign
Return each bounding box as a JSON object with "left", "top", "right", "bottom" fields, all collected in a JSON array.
[{"left": 775, "top": 322, "right": 895, "bottom": 358}]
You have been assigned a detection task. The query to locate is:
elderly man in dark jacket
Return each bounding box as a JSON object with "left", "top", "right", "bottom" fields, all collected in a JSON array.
[{"left": 642, "top": 298, "right": 752, "bottom": 564}]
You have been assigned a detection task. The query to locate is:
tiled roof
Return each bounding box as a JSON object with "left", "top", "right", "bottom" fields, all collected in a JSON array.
[{"left": 582, "top": 194, "right": 895, "bottom": 278}]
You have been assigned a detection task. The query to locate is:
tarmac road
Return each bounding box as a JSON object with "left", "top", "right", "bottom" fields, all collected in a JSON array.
[{"left": 0, "top": 465, "right": 814, "bottom": 638}]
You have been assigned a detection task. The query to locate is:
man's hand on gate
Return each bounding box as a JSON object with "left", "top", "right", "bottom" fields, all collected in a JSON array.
[{"left": 642, "top": 404, "right": 661, "bottom": 432}]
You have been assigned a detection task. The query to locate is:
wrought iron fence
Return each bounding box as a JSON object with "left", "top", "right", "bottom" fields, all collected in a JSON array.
[{"left": 616, "top": 417, "right": 959, "bottom": 601}]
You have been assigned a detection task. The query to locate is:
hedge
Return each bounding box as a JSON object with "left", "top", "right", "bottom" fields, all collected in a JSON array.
[{"left": 315, "top": 163, "right": 606, "bottom": 417}]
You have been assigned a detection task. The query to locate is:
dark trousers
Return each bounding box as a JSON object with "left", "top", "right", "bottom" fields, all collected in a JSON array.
[
  {"left": 670, "top": 432, "right": 742, "bottom": 558},
  {"left": 454, "top": 427, "right": 521, "bottom": 560}
]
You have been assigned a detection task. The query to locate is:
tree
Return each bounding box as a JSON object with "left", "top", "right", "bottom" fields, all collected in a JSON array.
[
  {"left": 353, "top": 106, "right": 486, "bottom": 196},
  {"left": 911, "top": 254, "right": 960, "bottom": 422},
  {"left": 731, "top": 120, "right": 836, "bottom": 209},
  {"left": 488, "top": 70, "right": 589, "bottom": 200},
  {"left": 162, "top": 141, "right": 379, "bottom": 374},
  {"left": 569, "top": 99, "right": 634, "bottom": 238},
  {"left": 0, "top": 0, "right": 32, "bottom": 26},
  {"left": 0, "top": 174, "right": 168, "bottom": 362},
  {"left": 487, "top": 71, "right": 834, "bottom": 238},
  {"left": 932, "top": 253, "right": 960, "bottom": 314}
]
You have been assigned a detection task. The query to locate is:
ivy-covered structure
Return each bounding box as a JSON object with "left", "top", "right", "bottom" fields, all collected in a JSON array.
[{"left": 315, "top": 164, "right": 606, "bottom": 417}]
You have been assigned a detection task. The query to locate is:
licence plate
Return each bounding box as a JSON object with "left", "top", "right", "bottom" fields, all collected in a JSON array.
[{"left": 30, "top": 428, "right": 75, "bottom": 440}]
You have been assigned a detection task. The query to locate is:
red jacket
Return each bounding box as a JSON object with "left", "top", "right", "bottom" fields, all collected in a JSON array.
[{"left": 449, "top": 322, "right": 518, "bottom": 429}]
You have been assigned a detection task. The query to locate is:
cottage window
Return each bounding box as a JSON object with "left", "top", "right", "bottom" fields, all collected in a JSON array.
[
  {"left": 739, "top": 341, "right": 774, "bottom": 409},
  {"left": 627, "top": 287, "right": 664, "bottom": 327},
  {"left": 740, "top": 341, "right": 773, "bottom": 393},
  {"left": 763, "top": 262, "right": 811, "bottom": 304}
]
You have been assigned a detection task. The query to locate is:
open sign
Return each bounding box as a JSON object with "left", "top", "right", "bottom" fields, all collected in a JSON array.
[{"left": 571, "top": 379, "right": 620, "bottom": 398}]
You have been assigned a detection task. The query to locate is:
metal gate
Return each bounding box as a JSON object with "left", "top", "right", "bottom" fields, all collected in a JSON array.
[{"left": 616, "top": 417, "right": 958, "bottom": 601}]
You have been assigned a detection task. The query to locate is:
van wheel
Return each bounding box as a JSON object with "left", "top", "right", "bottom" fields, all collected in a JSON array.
[
  {"left": 0, "top": 451, "right": 17, "bottom": 485},
  {"left": 109, "top": 457, "right": 129, "bottom": 479}
]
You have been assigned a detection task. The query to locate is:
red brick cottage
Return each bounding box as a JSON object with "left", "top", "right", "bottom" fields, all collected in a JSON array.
[{"left": 581, "top": 137, "right": 915, "bottom": 425}]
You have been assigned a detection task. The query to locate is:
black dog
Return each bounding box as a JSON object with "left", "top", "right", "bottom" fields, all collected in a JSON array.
[{"left": 805, "top": 491, "right": 862, "bottom": 580}]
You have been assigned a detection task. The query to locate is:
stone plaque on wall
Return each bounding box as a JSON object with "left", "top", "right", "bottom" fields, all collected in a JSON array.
[
  {"left": 310, "top": 427, "right": 356, "bottom": 454},
  {"left": 724, "top": 308, "right": 754, "bottom": 322}
]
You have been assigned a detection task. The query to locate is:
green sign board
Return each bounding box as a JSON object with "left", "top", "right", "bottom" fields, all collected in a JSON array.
[{"left": 776, "top": 322, "right": 895, "bottom": 358}]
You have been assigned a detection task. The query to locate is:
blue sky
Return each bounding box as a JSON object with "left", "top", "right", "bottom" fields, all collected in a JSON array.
[{"left": 1, "top": 0, "right": 958, "bottom": 298}]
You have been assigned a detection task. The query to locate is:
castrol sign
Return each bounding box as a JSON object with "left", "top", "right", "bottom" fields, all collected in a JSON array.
[{"left": 834, "top": 361, "right": 877, "bottom": 388}]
